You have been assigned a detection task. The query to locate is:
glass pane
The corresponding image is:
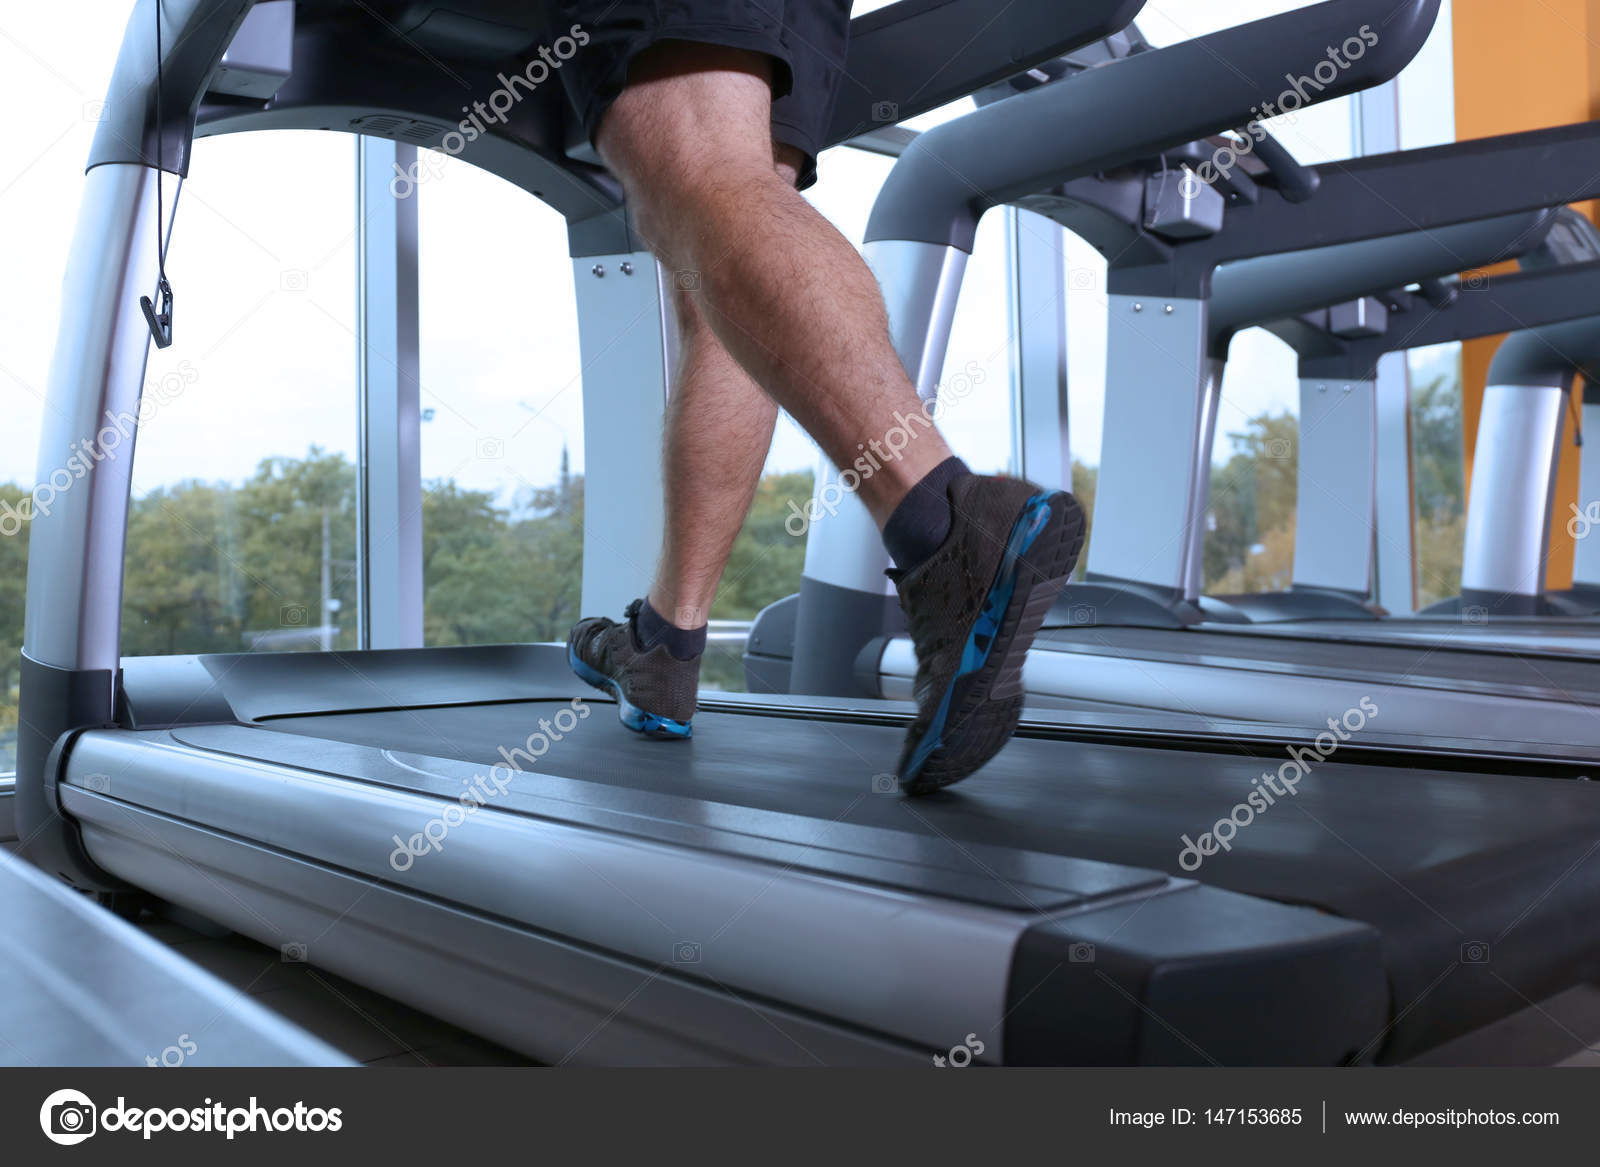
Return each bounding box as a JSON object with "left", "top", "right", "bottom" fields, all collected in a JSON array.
[
  {"left": 415, "top": 156, "right": 584, "bottom": 650},
  {"left": 1204, "top": 331, "right": 1301, "bottom": 594},
  {"left": 0, "top": 487, "right": 26, "bottom": 775},
  {"left": 1064, "top": 237, "right": 1109, "bottom": 579},
  {"left": 1410, "top": 343, "right": 1467, "bottom": 608},
  {"left": 1398, "top": 0, "right": 1457, "bottom": 151},
  {"left": 125, "top": 131, "right": 360, "bottom": 655}
]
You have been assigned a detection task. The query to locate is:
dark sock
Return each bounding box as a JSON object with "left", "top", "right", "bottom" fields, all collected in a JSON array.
[
  {"left": 883, "top": 456, "right": 973, "bottom": 571},
  {"left": 633, "top": 597, "right": 707, "bottom": 661}
]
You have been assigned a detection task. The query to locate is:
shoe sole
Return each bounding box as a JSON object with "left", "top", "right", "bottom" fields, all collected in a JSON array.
[
  {"left": 900, "top": 491, "right": 1085, "bottom": 794},
  {"left": 567, "top": 642, "right": 694, "bottom": 740}
]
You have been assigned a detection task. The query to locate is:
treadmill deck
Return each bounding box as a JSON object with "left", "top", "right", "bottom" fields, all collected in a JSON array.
[{"left": 219, "top": 695, "right": 1600, "bottom": 1062}]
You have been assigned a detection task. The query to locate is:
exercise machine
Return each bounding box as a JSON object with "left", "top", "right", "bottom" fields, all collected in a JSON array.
[{"left": 25, "top": 0, "right": 1600, "bottom": 1067}]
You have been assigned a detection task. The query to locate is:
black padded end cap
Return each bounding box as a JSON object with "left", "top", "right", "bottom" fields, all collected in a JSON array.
[
  {"left": 1005, "top": 885, "right": 1388, "bottom": 1066},
  {"left": 14, "top": 655, "right": 126, "bottom": 891}
]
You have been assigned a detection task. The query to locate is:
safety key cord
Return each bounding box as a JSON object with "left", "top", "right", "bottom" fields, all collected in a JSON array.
[{"left": 139, "top": 0, "right": 175, "bottom": 348}]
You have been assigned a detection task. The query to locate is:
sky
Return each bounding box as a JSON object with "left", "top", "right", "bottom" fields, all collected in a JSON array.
[{"left": 0, "top": 0, "right": 1460, "bottom": 506}]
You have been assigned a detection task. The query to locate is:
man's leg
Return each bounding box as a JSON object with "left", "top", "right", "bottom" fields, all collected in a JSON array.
[
  {"left": 565, "top": 146, "right": 797, "bottom": 729},
  {"left": 639, "top": 149, "right": 809, "bottom": 648},
  {"left": 596, "top": 44, "right": 956, "bottom": 532},
  {"left": 573, "top": 40, "right": 1084, "bottom": 789}
]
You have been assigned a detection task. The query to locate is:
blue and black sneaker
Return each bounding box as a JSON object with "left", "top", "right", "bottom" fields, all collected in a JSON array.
[
  {"left": 567, "top": 599, "right": 698, "bottom": 739},
  {"left": 891, "top": 475, "right": 1085, "bottom": 794}
]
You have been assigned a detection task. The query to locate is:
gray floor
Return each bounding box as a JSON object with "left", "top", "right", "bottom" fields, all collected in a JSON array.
[
  {"left": 1409, "top": 984, "right": 1600, "bottom": 1068},
  {"left": 126, "top": 908, "right": 1600, "bottom": 1068}
]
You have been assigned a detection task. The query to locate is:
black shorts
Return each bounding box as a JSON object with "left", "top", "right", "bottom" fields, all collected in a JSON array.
[{"left": 550, "top": 0, "right": 852, "bottom": 188}]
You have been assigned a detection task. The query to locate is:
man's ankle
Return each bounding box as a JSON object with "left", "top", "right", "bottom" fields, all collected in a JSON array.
[
  {"left": 634, "top": 597, "right": 708, "bottom": 661},
  {"left": 882, "top": 456, "right": 973, "bottom": 572}
]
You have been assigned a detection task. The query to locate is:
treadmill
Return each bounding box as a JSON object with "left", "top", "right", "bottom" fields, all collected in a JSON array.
[
  {"left": 1441, "top": 305, "right": 1600, "bottom": 621},
  {"left": 1196, "top": 209, "right": 1600, "bottom": 656},
  {"left": 1016, "top": 220, "right": 1600, "bottom": 702},
  {"left": 767, "top": 22, "right": 1600, "bottom": 739},
  {"left": 24, "top": 0, "right": 1600, "bottom": 1067}
]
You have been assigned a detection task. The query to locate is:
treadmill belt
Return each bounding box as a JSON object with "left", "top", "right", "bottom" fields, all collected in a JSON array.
[
  {"left": 1235, "top": 620, "right": 1600, "bottom": 657},
  {"left": 1038, "top": 625, "right": 1600, "bottom": 698},
  {"left": 239, "top": 697, "right": 1600, "bottom": 1060}
]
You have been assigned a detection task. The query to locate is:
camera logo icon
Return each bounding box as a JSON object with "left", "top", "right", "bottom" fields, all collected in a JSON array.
[
  {"left": 280, "top": 604, "right": 309, "bottom": 627},
  {"left": 1068, "top": 942, "right": 1096, "bottom": 964},
  {"left": 1266, "top": 438, "right": 1292, "bottom": 460},
  {"left": 871, "top": 772, "right": 899, "bottom": 795},
  {"left": 1462, "top": 605, "right": 1489, "bottom": 626},
  {"left": 280, "top": 269, "right": 309, "bottom": 293},
  {"left": 932, "top": 1033, "right": 985, "bottom": 1068},
  {"left": 1068, "top": 604, "right": 1097, "bottom": 627},
  {"left": 40, "top": 1089, "right": 97, "bottom": 1145},
  {"left": 281, "top": 941, "right": 309, "bottom": 963},
  {"left": 1461, "top": 941, "right": 1490, "bottom": 965},
  {"left": 1068, "top": 268, "right": 1098, "bottom": 292},
  {"left": 672, "top": 941, "right": 701, "bottom": 964},
  {"left": 872, "top": 100, "right": 899, "bottom": 123},
  {"left": 476, "top": 436, "right": 505, "bottom": 460},
  {"left": 674, "top": 269, "right": 702, "bottom": 291}
]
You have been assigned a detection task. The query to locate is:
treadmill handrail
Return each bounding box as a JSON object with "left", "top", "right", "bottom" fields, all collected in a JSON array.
[
  {"left": 827, "top": 0, "right": 1146, "bottom": 144},
  {"left": 1489, "top": 311, "right": 1600, "bottom": 388},
  {"left": 1210, "top": 210, "right": 1555, "bottom": 357},
  {"left": 863, "top": 0, "right": 1441, "bottom": 251},
  {"left": 1153, "top": 122, "right": 1600, "bottom": 289},
  {"left": 1288, "top": 259, "right": 1600, "bottom": 381}
]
